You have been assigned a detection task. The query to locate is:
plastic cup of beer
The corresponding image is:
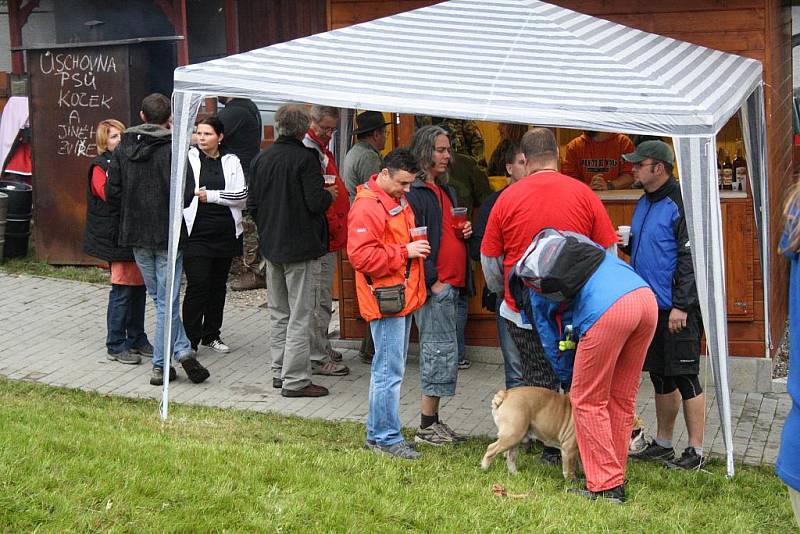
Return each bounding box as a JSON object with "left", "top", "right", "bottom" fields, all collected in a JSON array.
[
  {"left": 323, "top": 174, "right": 337, "bottom": 185},
  {"left": 410, "top": 226, "right": 428, "bottom": 242},
  {"left": 618, "top": 225, "right": 631, "bottom": 246},
  {"left": 451, "top": 207, "right": 468, "bottom": 231}
]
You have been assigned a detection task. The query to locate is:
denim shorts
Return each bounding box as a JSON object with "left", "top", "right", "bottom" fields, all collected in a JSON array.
[{"left": 414, "top": 283, "right": 459, "bottom": 397}]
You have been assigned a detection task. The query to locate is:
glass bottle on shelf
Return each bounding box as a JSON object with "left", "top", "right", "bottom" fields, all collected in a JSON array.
[
  {"left": 733, "top": 142, "right": 747, "bottom": 193},
  {"left": 717, "top": 148, "right": 724, "bottom": 190},
  {"left": 721, "top": 149, "right": 733, "bottom": 190}
]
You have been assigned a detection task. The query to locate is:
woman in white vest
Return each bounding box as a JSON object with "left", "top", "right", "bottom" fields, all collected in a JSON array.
[{"left": 181, "top": 116, "right": 247, "bottom": 354}]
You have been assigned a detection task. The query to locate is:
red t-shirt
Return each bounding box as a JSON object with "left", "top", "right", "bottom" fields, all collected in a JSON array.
[
  {"left": 481, "top": 170, "right": 617, "bottom": 311},
  {"left": 427, "top": 183, "right": 466, "bottom": 288}
]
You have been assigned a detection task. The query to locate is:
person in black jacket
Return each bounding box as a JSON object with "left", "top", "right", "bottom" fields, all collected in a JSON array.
[
  {"left": 406, "top": 125, "right": 473, "bottom": 446},
  {"left": 84, "top": 118, "right": 151, "bottom": 366},
  {"left": 621, "top": 141, "right": 706, "bottom": 470},
  {"left": 248, "top": 103, "right": 335, "bottom": 398},
  {"left": 106, "top": 93, "right": 210, "bottom": 387}
]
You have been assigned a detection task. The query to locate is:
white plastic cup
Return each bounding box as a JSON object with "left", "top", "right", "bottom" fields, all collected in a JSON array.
[
  {"left": 618, "top": 225, "right": 631, "bottom": 246},
  {"left": 324, "top": 174, "right": 337, "bottom": 185}
]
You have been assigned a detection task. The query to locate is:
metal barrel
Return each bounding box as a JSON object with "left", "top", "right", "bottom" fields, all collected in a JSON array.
[{"left": 0, "top": 181, "right": 33, "bottom": 259}]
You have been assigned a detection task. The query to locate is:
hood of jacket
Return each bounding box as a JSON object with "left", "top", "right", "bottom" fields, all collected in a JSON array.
[{"left": 121, "top": 123, "right": 171, "bottom": 162}]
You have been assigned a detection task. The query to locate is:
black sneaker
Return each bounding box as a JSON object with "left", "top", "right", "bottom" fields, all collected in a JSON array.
[
  {"left": 629, "top": 440, "right": 675, "bottom": 461},
  {"left": 567, "top": 484, "right": 625, "bottom": 504},
  {"left": 150, "top": 366, "right": 177, "bottom": 386},
  {"left": 130, "top": 341, "right": 154, "bottom": 357},
  {"left": 458, "top": 358, "right": 472, "bottom": 370},
  {"left": 181, "top": 356, "right": 210, "bottom": 384},
  {"left": 107, "top": 350, "right": 141, "bottom": 365},
  {"left": 272, "top": 377, "right": 283, "bottom": 389},
  {"left": 665, "top": 447, "right": 706, "bottom": 470},
  {"left": 538, "top": 446, "right": 562, "bottom": 465}
]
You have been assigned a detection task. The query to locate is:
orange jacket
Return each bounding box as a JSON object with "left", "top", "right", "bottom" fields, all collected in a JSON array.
[
  {"left": 347, "top": 177, "right": 426, "bottom": 321},
  {"left": 562, "top": 133, "right": 635, "bottom": 184},
  {"left": 304, "top": 129, "right": 350, "bottom": 252}
]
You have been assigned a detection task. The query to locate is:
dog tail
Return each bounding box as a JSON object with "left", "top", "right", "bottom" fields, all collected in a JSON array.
[{"left": 491, "top": 389, "right": 507, "bottom": 411}]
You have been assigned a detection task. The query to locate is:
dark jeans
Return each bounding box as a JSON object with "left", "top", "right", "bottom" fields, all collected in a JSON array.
[
  {"left": 106, "top": 283, "right": 148, "bottom": 354},
  {"left": 182, "top": 255, "right": 233, "bottom": 349}
]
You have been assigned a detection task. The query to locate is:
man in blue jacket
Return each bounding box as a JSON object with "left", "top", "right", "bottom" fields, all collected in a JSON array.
[{"left": 622, "top": 141, "right": 707, "bottom": 470}]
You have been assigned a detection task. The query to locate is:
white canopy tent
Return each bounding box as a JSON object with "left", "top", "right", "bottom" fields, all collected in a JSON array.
[{"left": 163, "top": 0, "right": 770, "bottom": 477}]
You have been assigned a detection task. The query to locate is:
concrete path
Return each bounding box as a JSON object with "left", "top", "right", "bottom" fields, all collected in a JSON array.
[{"left": 0, "top": 272, "right": 790, "bottom": 466}]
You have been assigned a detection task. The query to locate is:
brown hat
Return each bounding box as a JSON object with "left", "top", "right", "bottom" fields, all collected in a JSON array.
[{"left": 352, "top": 110, "right": 390, "bottom": 135}]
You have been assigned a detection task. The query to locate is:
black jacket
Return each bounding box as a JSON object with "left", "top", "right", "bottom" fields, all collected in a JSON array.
[
  {"left": 218, "top": 98, "right": 262, "bottom": 181},
  {"left": 405, "top": 176, "right": 474, "bottom": 293},
  {"left": 247, "top": 136, "right": 332, "bottom": 263},
  {"left": 106, "top": 124, "right": 174, "bottom": 250},
  {"left": 83, "top": 151, "right": 135, "bottom": 262}
]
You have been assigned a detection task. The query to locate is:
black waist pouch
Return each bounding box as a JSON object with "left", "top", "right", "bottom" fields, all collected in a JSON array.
[{"left": 373, "top": 284, "right": 406, "bottom": 315}]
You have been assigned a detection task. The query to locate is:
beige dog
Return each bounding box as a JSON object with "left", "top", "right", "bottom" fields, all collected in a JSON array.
[{"left": 480, "top": 386, "right": 580, "bottom": 480}]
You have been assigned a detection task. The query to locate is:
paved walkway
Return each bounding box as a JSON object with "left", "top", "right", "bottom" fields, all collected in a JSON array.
[{"left": 0, "top": 272, "right": 790, "bottom": 466}]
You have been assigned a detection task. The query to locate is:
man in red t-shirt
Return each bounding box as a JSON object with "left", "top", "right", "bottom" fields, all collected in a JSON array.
[
  {"left": 406, "top": 125, "right": 473, "bottom": 447},
  {"left": 481, "top": 127, "right": 617, "bottom": 462},
  {"left": 562, "top": 131, "right": 635, "bottom": 191}
]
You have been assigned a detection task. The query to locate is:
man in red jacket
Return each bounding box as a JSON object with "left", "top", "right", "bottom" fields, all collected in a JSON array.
[
  {"left": 348, "top": 149, "right": 429, "bottom": 459},
  {"left": 304, "top": 105, "right": 350, "bottom": 377}
]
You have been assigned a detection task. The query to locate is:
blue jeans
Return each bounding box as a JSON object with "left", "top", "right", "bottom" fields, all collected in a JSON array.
[
  {"left": 456, "top": 292, "right": 468, "bottom": 361},
  {"left": 497, "top": 309, "right": 524, "bottom": 388},
  {"left": 133, "top": 248, "right": 193, "bottom": 369},
  {"left": 367, "top": 315, "right": 413, "bottom": 446},
  {"left": 106, "top": 283, "right": 148, "bottom": 354}
]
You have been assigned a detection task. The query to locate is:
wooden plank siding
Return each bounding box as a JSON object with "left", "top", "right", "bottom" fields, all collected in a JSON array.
[{"left": 328, "top": 0, "right": 792, "bottom": 357}]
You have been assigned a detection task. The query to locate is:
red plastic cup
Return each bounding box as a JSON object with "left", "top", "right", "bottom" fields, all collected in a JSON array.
[
  {"left": 410, "top": 226, "right": 428, "bottom": 242},
  {"left": 451, "top": 207, "right": 468, "bottom": 232}
]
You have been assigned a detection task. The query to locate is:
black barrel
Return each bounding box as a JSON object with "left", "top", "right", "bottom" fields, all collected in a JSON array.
[
  {"left": 0, "top": 181, "right": 33, "bottom": 259},
  {"left": 0, "top": 191, "right": 7, "bottom": 260}
]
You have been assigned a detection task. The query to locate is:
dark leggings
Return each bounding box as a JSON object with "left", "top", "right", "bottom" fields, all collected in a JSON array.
[
  {"left": 650, "top": 372, "right": 703, "bottom": 400},
  {"left": 182, "top": 255, "right": 233, "bottom": 349}
]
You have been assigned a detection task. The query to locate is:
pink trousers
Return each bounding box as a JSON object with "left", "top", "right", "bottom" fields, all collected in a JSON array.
[{"left": 570, "top": 287, "right": 658, "bottom": 492}]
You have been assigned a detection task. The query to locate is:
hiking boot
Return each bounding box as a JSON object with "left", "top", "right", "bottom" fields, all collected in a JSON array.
[
  {"left": 665, "top": 447, "right": 706, "bottom": 470},
  {"left": 203, "top": 339, "right": 230, "bottom": 354},
  {"left": 150, "top": 366, "right": 177, "bottom": 386},
  {"left": 181, "top": 356, "right": 210, "bottom": 384},
  {"left": 129, "top": 341, "right": 154, "bottom": 357},
  {"left": 567, "top": 484, "right": 625, "bottom": 504},
  {"left": 107, "top": 350, "right": 141, "bottom": 365},
  {"left": 281, "top": 383, "right": 329, "bottom": 398},
  {"left": 272, "top": 377, "right": 283, "bottom": 389},
  {"left": 365, "top": 440, "right": 421, "bottom": 460},
  {"left": 326, "top": 347, "right": 343, "bottom": 363},
  {"left": 437, "top": 421, "right": 468, "bottom": 443},
  {"left": 312, "top": 358, "right": 349, "bottom": 376},
  {"left": 629, "top": 440, "right": 675, "bottom": 461},
  {"left": 538, "top": 446, "right": 563, "bottom": 465},
  {"left": 230, "top": 272, "right": 266, "bottom": 291},
  {"left": 414, "top": 422, "right": 458, "bottom": 446},
  {"left": 359, "top": 352, "right": 374, "bottom": 365},
  {"left": 458, "top": 358, "right": 472, "bottom": 370}
]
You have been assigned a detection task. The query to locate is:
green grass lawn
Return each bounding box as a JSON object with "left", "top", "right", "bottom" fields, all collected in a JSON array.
[
  {"left": 0, "top": 252, "right": 109, "bottom": 285},
  {"left": 0, "top": 378, "right": 795, "bottom": 533}
]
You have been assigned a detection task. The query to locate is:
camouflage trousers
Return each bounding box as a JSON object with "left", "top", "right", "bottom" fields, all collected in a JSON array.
[{"left": 230, "top": 212, "right": 265, "bottom": 277}]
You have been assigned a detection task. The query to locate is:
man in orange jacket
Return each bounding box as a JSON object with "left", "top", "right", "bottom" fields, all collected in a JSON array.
[{"left": 347, "top": 149, "right": 430, "bottom": 460}]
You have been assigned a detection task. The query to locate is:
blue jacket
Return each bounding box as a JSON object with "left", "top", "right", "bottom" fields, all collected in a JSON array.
[
  {"left": 527, "top": 253, "right": 649, "bottom": 386},
  {"left": 777, "top": 206, "right": 800, "bottom": 492},
  {"left": 627, "top": 177, "right": 697, "bottom": 311}
]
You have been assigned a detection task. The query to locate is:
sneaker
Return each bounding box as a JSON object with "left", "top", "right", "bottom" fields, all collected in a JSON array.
[
  {"left": 538, "top": 446, "right": 563, "bottom": 465},
  {"left": 272, "top": 377, "right": 283, "bottom": 389},
  {"left": 437, "top": 421, "right": 468, "bottom": 443},
  {"left": 629, "top": 427, "right": 648, "bottom": 455},
  {"left": 180, "top": 356, "right": 210, "bottom": 384},
  {"left": 107, "top": 350, "right": 141, "bottom": 365},
  {"left": 359, "top": 352, "right": 374, "bottom": 365},
  {"left": 629, "top": 440, "right": 675, "bottom": 461},
  {"left": 150, "top": 366, "right": 177, "bottom": 386},
  {"left": 312, "top": 358, "right": 349, "bottom": 376},
  {"left": 129, "top": 342, "right": 154, "bottom": 357},
  {"left": 458, "top": 358, "right": 472, "bottom": 370},
  {"left": 567, "top": 484, "right": 625, "bottom": 505},
  {"left": 414, "top": 422, "right": 458, "bottom": 446},
  {"left": 281, "top": 383, "right": 329, "bottom": 397},
  {"left": 325, "top": 347, "right": 343, "bottom": 363},
  {"left": 203, "top": 339, "right": 230, "bottom": 354},
  {"left": 665, "top": 447, "right": 706, "bottom": 470},
  {"left": 365, "top": 440, "right": 421, "bottom": 460},
  {"left": 230, "top": 272, "right": 266, "bottom": 291}
]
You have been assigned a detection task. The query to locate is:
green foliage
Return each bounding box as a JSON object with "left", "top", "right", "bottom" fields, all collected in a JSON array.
[{"left": 0, "top": 378, "right": 795, "bottom": 533}]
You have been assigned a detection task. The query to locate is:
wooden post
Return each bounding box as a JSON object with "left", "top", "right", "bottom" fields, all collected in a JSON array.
[
  {"left": 154, "top": 0, "right": 189, "bottom": 66},
  {"left": 224, "top": 0, "right": 239, "bottom": 55},
  {"left": 8, "top": 0, "right": 41, "bottom": 74}
]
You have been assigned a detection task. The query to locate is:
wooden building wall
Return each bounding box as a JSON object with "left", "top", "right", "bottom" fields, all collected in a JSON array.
[{"left": 328, "top": 0, "right": 794, "bottom": 358}]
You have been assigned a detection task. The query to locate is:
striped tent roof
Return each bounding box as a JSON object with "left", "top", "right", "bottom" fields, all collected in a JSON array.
[{"left": 174, "top": 0, "right": 762, "bottom": 136}]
